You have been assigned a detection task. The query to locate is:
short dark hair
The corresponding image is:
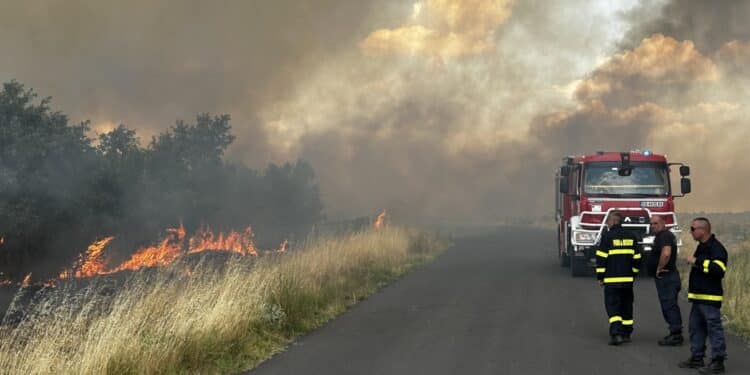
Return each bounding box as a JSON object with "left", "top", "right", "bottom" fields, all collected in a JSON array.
[{"left": 693, "top": 217, "right": 712, "bottom": 232}]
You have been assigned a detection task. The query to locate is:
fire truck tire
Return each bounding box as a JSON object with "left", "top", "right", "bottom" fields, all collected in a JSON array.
[
  {"left": 560, "top": 228, "right": 571, "bottom": 267},
  {"left": 570, "top": 256, "right": 589, "bottom": 277},
  {"left": 559, "top": 252, "right": 570, "bottom": 267}
]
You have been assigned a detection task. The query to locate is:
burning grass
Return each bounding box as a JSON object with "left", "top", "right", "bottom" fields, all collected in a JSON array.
[{"left": 0, "top": 227, "right": 449, "bottom": 374}]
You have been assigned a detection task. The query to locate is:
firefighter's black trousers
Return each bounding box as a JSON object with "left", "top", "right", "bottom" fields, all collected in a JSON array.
[{"left": 604, "top": 285, "right": 634, "bottom": 337}]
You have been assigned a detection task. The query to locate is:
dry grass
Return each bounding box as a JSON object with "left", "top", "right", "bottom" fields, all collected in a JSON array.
[
  {"left": 0, "top": 227, "right": 449, "bottom": 374},
  {"left": 721, "top": 240, "right": 750, "bottom": 337}
]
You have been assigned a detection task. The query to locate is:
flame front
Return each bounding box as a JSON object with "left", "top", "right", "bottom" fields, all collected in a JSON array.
[
  {"left": 57, "top": 223, "right": 261, "bottom": 280},
  {"left": 374, "top": 210, "right": 387, "bottom": 230},
  {"left": 75, "top": 236, "right": 115, "bottom": 278},
  {"left": 277, "top": 239, "right": 288, "bottom": 253},
  {"left": 112, "top": 224, "right": 186, "bottom": 273},
  {"left": 188, "top": 225, "right": 257, "bottom": 256},
  {"left": 21, "top": 273, "right": 32, "bottom": 288},
  {"left": 0, "top": 273, "right": 12, "bottom": 287}
]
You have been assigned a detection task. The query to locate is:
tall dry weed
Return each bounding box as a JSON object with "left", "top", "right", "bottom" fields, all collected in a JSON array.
[{"left": 0, "top": 227, "right": 448, "bottom": 374}]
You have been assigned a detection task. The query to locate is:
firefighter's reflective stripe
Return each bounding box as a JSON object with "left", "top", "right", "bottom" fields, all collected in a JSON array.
[
  {"left": 604, "top": 277, "right": 634, "bottom": 283},
  {"left": 596, "top": 267, "right": 606, "bottom": 273},
  {"left": 609, "top": 316, "right": 622, "bottom": 323},
  {"left": 688, "top": 293, "right": 723, "bottom": 302},
  {"left": 609, "top": 249, "right": 635, "bottom": 255},
  {"left": 633, "top": 253, "right": 642, "bottom": 259},
  {"left": 632, "top": 267, "right": 639, "bottom": 273},
  {"left": 703, "top": 259, "right": 710, "bottom": 274},
  {"left": 713, "top": 260, "right": 727, "bottom": 272},
  {"left": 622, "top": 319, "right": 634, "bottom": 326},
  {"left": 613, "top": 239, "right": 634, "bottom": 247},
  {"left": 596, "top": 250, "right": 609, "bottom": 258}
]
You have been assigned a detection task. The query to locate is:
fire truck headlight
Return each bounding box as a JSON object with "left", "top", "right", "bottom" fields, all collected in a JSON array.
[{"left": 574, "top": 232, "right": 596, "bottom": 244}]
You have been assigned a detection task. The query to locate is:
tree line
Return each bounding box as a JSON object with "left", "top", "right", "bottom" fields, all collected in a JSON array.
[{"left": 0, "top": 81, "right": 323, "bottom": 280}]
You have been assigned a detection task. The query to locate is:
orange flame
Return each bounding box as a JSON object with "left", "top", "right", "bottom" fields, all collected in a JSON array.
[
  {"left": 21, "top": 273, "right": 32, "bottom": 288},
  {"left": 77, "top": 236, "right": 115, "bottom": 278},
  {"left": 57, "top": 223, "right": 263, "bottom": 280},
  {"left": 277, "top": 239, "right": 288, "bottom": 253},
  {"left": 374, "top": 210, "right": 387, "bottom": 230},
  {"left": 112, "top": 224, "right": 186, "bottom": 273},
  {"left": 0, "top": 273, "right": 12, "bottom": 287},
  {"left": 0, "top": 236, "right": 4, "bottom": 246},
  {"left": 41, "top": 279, "right": 58, "bottom": 288},
  {"left": 188, "top": 225, "right": 257, "bottom": 256}
]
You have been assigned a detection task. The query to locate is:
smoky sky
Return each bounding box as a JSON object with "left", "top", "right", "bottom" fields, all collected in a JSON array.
[
  {"left": 621, "top": 0, "right": 750, "bottom": 55},
  {"left": 0, "top": 0, "right": 391, "bottom": 161},
  {"left": 1, "top": 0, "right": 748, "bottom": 222}
]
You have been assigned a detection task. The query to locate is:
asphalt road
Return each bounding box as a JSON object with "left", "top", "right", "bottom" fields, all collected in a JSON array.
[{"left": 249, "top": 226, "right": 749, "bottom": 374}]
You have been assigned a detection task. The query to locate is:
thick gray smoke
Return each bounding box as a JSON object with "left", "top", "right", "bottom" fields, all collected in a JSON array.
[
  {"left": 621, "top": 0, "right": 750, "bottom": 55},
  {"left": 1, "top": 0, "right": 748, "bottom": 222}
]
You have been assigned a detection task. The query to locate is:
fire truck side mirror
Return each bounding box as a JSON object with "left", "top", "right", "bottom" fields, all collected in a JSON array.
[
  {"left": 681, "top": 178, "right": 692, "bottom": 195},
  {"left": 680, "top": 166, "right": 690, "bottom": 177},
  {"left": 559, "top": 176, "right": 569, "bottom": 194},
  {"left": 560, "top": 166, "right": 571, "bottom": 177}
]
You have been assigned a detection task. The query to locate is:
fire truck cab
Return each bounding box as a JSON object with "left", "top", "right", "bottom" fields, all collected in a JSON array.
[{"left": 555, "top": 151, "right": 691, "bottom": 277}]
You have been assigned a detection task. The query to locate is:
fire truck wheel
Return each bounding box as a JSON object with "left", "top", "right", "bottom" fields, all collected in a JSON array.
[
  {"left": 559, "top": 252, "right": 570, "bottom": 267},
  {"left": 570, "top": 256, "right": 589, "bottom": 277}
]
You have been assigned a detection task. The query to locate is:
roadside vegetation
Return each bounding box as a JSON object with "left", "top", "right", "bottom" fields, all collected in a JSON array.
[
  {"left": 0, "top": 227, "right": 450, "bottom": 374},
  {"left": 723, "top": 240, "right": 750, "bottom": 338},
  {"left": 0, "top": 81, "right": 322, "bottom": 283}
]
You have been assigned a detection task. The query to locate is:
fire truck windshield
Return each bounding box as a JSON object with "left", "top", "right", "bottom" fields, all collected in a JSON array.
[{"left": 583, "top": 162, "right": 670, "bottom": 197}]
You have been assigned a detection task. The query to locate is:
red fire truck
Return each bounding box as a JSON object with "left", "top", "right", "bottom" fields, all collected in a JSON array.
[{"left": 555, "top": 151, "right": 691, "bottom": 276}]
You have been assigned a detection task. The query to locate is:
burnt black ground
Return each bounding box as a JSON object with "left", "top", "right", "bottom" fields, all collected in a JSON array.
[{"left": 247, "top": 226, "right": 749, "bottom": 375}]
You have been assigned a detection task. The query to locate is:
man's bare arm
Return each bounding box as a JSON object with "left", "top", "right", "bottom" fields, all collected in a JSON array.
[{"left": 656, "top": 245, "right": 671, "bottom": 274}]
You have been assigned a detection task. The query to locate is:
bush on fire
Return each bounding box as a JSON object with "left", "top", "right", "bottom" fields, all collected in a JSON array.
[{"left": 0, "top": 81, "right": 323, "bottom": 280}]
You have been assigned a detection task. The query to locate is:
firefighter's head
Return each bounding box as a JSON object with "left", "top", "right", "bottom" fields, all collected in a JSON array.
[
  {"left": 649, "top": 215, "right": 666, "bottom": 234},
  {"left": 690, "top": 217, "right": 712, "bottom": 242},
  {"left": 607, "top": 213, "right": 622, "bottom": 229}
]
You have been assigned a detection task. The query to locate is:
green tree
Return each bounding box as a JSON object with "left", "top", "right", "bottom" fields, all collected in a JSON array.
[
  {"left": 0, "top": 81, "right": 323, "bottom": 281},
  {"left": 0, "top": 81, "right": 98, "bottom": 277}
]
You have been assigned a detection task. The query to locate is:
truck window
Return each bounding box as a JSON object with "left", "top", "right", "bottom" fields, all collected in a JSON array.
[{"left": 584, "top": 162, "right": 669, "bottom": 196}]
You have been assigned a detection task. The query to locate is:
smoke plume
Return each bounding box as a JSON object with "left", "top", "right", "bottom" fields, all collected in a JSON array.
[{"left": 1, "top": 0, "right": 748, "bottom": 222}]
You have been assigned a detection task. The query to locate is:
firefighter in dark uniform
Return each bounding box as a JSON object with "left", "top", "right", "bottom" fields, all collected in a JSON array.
[
  {"left": 679, "top": 217, "right": 728, "bottom": 374},
  {"left": 596, "top": 212, "right": 642, "bottom": 346}
]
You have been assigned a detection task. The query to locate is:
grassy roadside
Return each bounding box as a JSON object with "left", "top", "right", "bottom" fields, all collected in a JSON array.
[
  {"left": 720, "top": 240, "right": 750, "bottom": 338},
  {"left": 0, "top": 227, "right": 450, "bottom": 374}
]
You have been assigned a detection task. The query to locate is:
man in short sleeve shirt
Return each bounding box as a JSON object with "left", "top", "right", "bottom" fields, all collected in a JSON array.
[{"left": 648, "top": 215, "right": 683, "bottom": 346}]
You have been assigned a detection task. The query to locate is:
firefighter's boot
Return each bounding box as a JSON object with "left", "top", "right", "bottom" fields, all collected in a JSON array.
[
  {"left": 608, "top": 335, "right": 624, "bottom": 346},
  {"left": 698, "top": 359, "right": 725, "bottom": 374},
  {"left": 658, "top": 333, "right": 684, "bottom": 346},
  {"left": 678, "top": 356, "right": 704, "bottom": 369}
]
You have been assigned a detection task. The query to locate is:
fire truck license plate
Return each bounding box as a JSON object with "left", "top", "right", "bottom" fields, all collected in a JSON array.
[{"left": 641, "top": 201, "right": 665, "bottom": 208}]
